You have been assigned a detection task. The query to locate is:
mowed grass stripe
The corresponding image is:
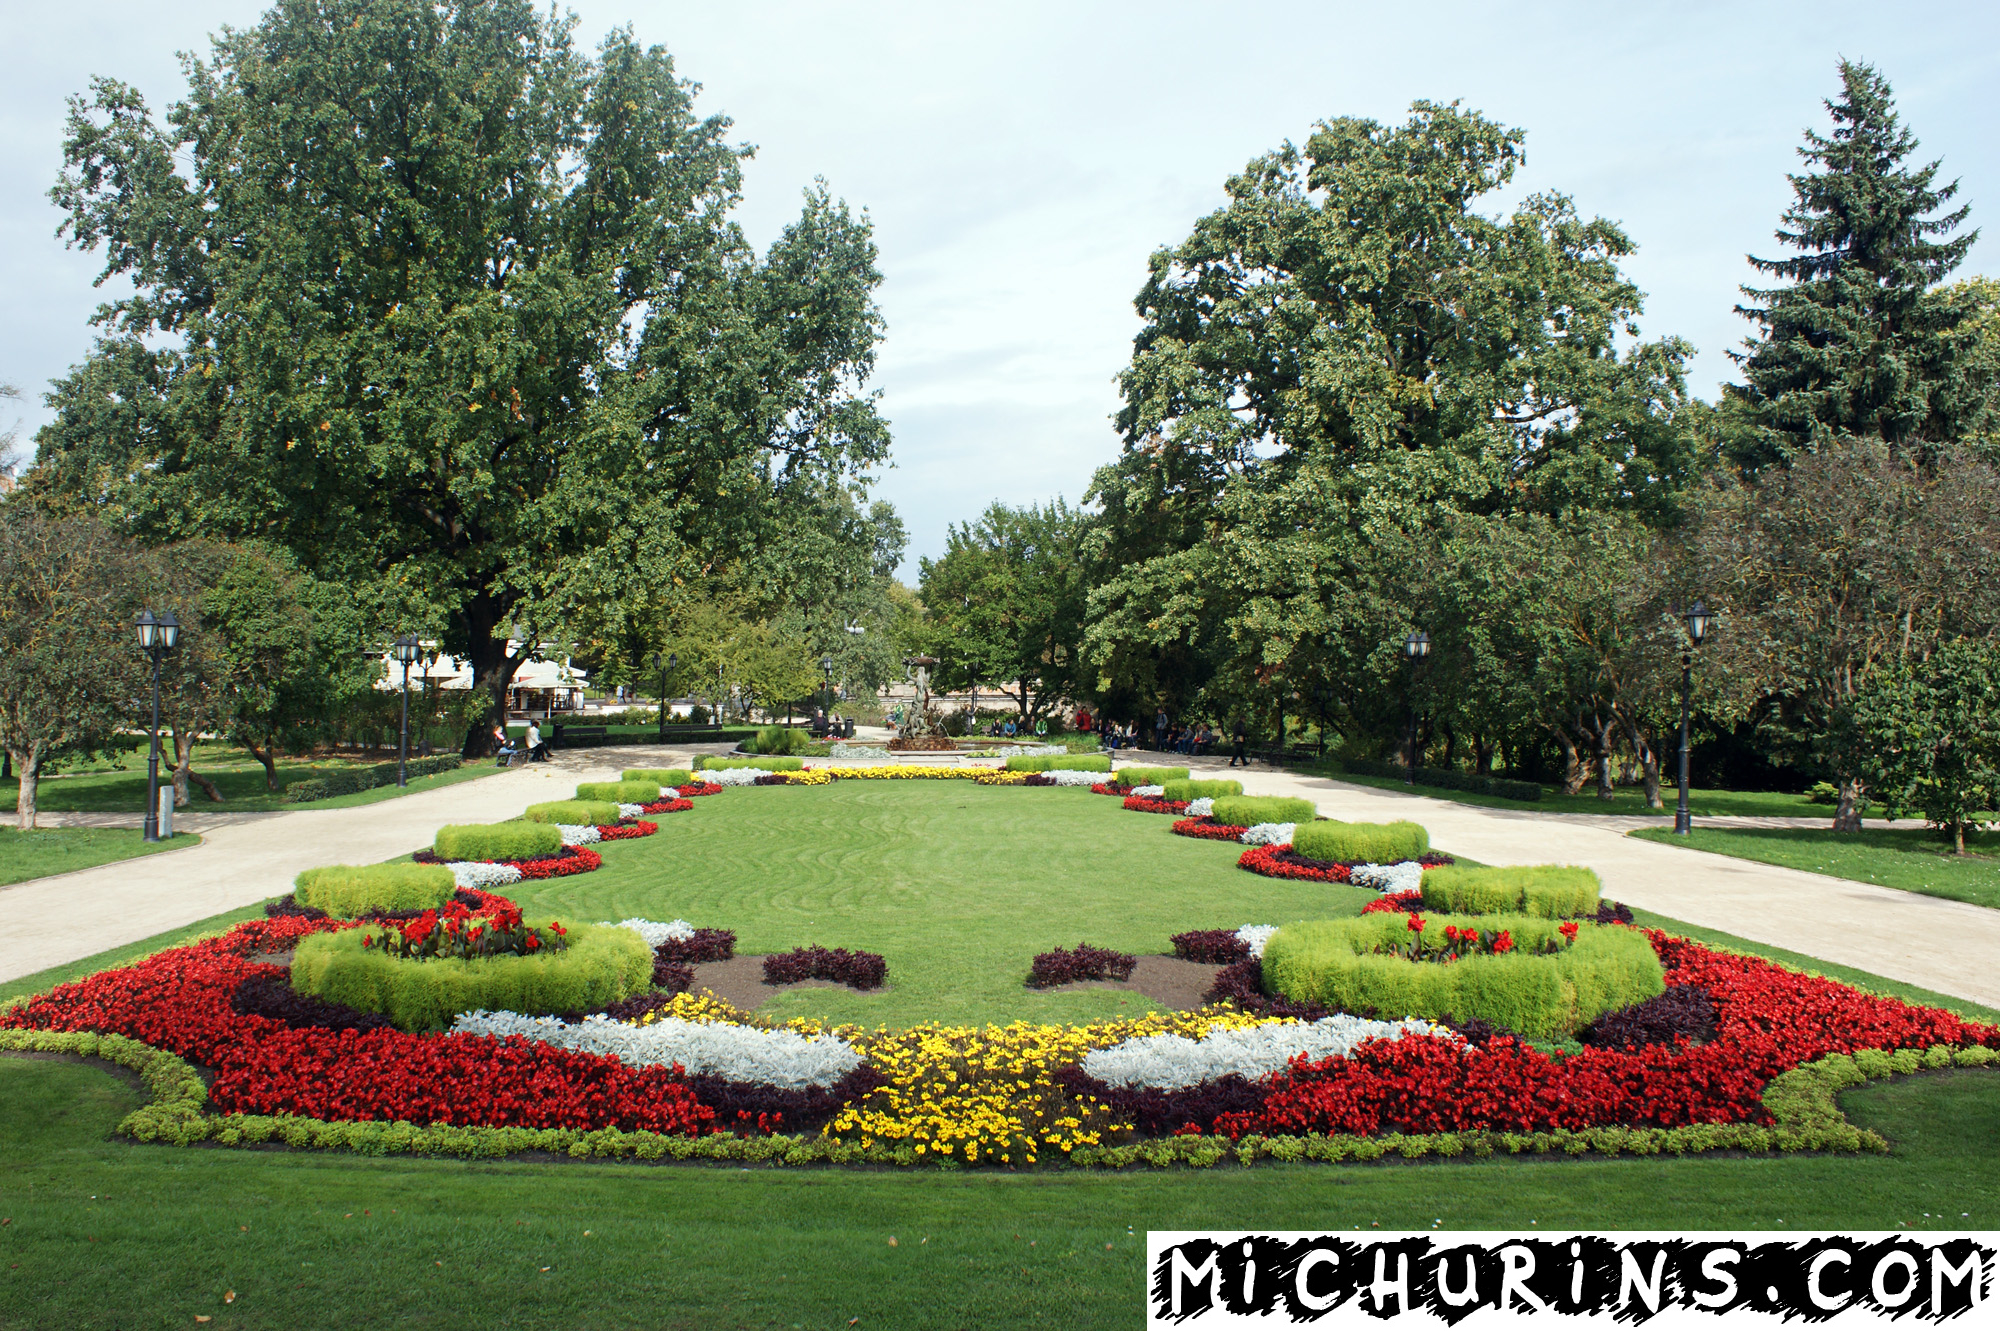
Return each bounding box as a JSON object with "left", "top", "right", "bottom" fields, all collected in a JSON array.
[{"left": 507, "top": 782, "right": 1377, "bottom": 1028}]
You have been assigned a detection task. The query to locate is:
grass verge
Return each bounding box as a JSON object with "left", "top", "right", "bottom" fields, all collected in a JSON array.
[
  {"left": 0, "top": 827, "right": 200, "bottom": 889},
  {"left": 4, "top": 749, "right": 502, "bottom": 815},
  {"left": 1285, "top": 762, "right": 1826, "bottom": 818},
  {"left": 1629, "top": 825, "right": 2000, "bottom": 912}
]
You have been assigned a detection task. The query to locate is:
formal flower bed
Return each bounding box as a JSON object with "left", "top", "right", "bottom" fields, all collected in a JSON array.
[
  {"left": 1123, "top": 795, "right": 1189, "bottom": 814},
  {"left": 1237, "top": 844, "right": 1454, "bottom": 884},
  {"left": 413, "top": 845, "right": 604, "bottom": 883},
  {"left": 1172, "top": 816, "right": 1252, "bottom": 841},
  {"left": 1027, "top": 944, "right": 1137, "bottom": 987},
  {"left": 675, "top": 783, "right": 724, "bottom": 798},
  {"left": 763, "top": 946, "right": 888, "bottom": 990}
]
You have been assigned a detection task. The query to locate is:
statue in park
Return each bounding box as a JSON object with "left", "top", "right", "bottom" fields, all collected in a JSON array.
[{"left": 889, "top": 655, "right": 956, "bottom": 751}]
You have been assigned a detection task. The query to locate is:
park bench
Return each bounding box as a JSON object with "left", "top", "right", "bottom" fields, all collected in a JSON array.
[{"left": 551, "top": 724, "right": 608, "bottom": 748}]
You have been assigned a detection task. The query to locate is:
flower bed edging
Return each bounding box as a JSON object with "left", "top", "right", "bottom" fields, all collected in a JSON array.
[{"left": 1172, "top": 816, "right": 1250, "bottom": 841}]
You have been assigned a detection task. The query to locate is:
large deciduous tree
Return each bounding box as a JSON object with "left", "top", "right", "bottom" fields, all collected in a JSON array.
[
  {"left": 1851, "top": 639, "right": 2000, "bottom": 854},
  {"left": 35, "top": 0, "right": 889, "bottom": 754}
]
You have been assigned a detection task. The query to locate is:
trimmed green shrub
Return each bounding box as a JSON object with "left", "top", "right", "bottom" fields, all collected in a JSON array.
[
  {"left": 574, "top": 780, "right": 660, "bottom": 804},
  {"left": 1290, "top": 819, "right": 1430, "bottom": 865},
  {"left": 1335, "top": 757, "right": 1542, "bottom": 801},
  {"left": 1003, "top": 753, "right": 1112, "bottom": 773},
  {"left": 432, "top": 822, "right": 563, "bottom": 861},
  {"left": 283, "top": 754, "right": 464, "bottom": 803},
  {"left": 696, "top": 755, "right": 805, "bottom": 772},
  {"left": 1161, "top": 778, "right": 1243, "bottom": 802},
  {"left": 1116, "top": 765, "right": 1190, "bottom": 786},
  {"left": 1421, "top": 865, "right": 1602, "bottom": 919},
  {"left": 293, "top": 864, "right": 456, "bottom": 917},
  {"left": 291, "top": 922, "right": 653, "bottom": 1031},
  {"left": 623, "top": 768, "right": 693, "bottom": 789},
  {"left": 743, "top": 726, "right": 812, "bottom": 755},
  {"left": 1209, "top": 795, "right": 1319, "bottom": 827},
  {"left": 1261, "top": 913, "right": 1664, "bottom": 1039},
  {"left": 522, "top": 800, "right": 622, "bottom": 827}
]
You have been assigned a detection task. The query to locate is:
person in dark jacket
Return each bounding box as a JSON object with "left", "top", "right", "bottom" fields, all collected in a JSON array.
[{"left": 1228, "top": 717, "right": 1249, "bottom": 767}]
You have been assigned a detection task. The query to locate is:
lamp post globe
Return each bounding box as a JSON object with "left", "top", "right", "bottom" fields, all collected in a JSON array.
[
  {"left": 1402, "top": 629, "right": 1429, "bottom": 784},
  {"left": 1674, "top": 601, "right": 1711, "bottom": 836},
  {"left": 135, "top": 609, "right": 180, "bottom": 841},
  {"left": 392, "top": 634, "right": 422, "bottom": 787}
]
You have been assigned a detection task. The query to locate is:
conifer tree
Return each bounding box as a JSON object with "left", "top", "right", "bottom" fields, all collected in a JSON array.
[{"left": 1730, "top": 60, "right": 1982, "bottom": 472}]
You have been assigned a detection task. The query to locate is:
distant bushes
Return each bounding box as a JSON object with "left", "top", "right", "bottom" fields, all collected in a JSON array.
[
  {"left": 1336, "top": 757, "right": 1541, "bottom": 802},
  {"left": 283, "top": 754, "right": 464, "bottom": 803},
  {"left": 744, "top": 726, "right": 813, "bottom": 756}
]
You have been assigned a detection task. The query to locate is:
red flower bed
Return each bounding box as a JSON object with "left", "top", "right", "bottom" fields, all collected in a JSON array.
[
  {"left": 1171, "top": 816, "right": 1249, "bottom": 841},
  {"left": 1237, "top": 844, "right": 1354, "bottom": 883},
  {"left": 1123, "top": 795, "right": 1189, "bottom": 815},
  {"left": 676, "top": 783, "right": 724, "bottom": 798},
  {"left": 642, "top": 797, "right": 697, "bottom": 814},
  {"left": 512, "top": 846, "right": 603, "bottom": 879},
  {"left": 1361, "top": 889, "right": 1426, "bottom": 915},
  {"left": 1089, "top": 783, "right": 1133, "bottom": 796},
  {"left": 596, "top": 820, "right": 660, "bottom": 841}
]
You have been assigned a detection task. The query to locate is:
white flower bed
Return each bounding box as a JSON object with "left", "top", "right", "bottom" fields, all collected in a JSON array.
[
  {"left": 1045, "top": 769, "right": 1105, "bottom": 786},
  {"left": 699, "top": 768, "right": 765, "bottom": 787},
  {"left": 1350, "top": 861, "right": 1426, "bottom": 894},
  {"left": 557, "top": 823, "right": 601, "bottom": 846},
  {"left": 446, "top": 860, "right": 525, "bottom": 890},
  {"left": 1132, "top": 784, "right": 1166, "bottom": 798},
  {"left": 831, "top": 743, "right": 891, "bottom": 759},
  {"left": 451, "top": 1011, "right": 863, "bottom": 1088},
  {"left": 618, "top": 802, "right": 646, "bottom": 820},
  {"left": 1005, "top": 744, "right": 1067, "bottom": 757},
  {"left": 1234, "top": 924, "right": 1279, "bottom": 959},
  {"left": 1186, "top": 797, "right": 1214, "bottom": 818},
  {"left": 1080, "top": 1015, "right": 1448, "bottom": 1090},
  {"left": 1240, "top": 822, "right": 1296, "bottom": 846},
  {"left": 603, "top": 917, "right": 696, "bottom": 948}
]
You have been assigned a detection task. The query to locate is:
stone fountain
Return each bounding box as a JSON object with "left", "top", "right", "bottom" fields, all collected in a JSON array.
[{"left": 888, "top": 655, "right": 958, "bottom": 751}]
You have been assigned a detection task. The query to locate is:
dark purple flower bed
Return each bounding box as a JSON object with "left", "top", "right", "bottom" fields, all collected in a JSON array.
[
  {"left": 1577, "top": 983, "right": 1718, "bottom": 1050},
  {"left": 689, "top": 1065, "right": 890, "bottom": 1133},
  {"left": 648, "top": 960, "right": 695, "bottom": 995},
  {"left": 1169, "top": 929, "right": 1251, "bottom": 964},
  {"left": 230, "top": 975, "right": 395, "bottom": 1033},
  {"left": 1026, "top": 944, "right": 1137, "bottom": 988},
  {"left": 764, "top": 946, "right": 888, "bottom": 990},
  {"left": 1021, "top": 773, "right": 1059, "bottom": 786},
  {"left": 1203, "top": 957, "right": 1330, "bottom": 1020},
  {"left": 653, "top": 929, "right": 736, "bottom": 965},
  {"left": 1587, "top": 900, "right": 1636, "bottom": 925},
  {"left": 264, "top": 895, "right": 329, "bottom": 921},
  {"left": 1053, "top": 1065, "right": 1268, "bottom": 1136}
]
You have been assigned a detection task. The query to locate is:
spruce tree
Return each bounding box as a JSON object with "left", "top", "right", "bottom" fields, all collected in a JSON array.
[{"left": 1730, "top": 60, "right": 1979, "bottom": 472}]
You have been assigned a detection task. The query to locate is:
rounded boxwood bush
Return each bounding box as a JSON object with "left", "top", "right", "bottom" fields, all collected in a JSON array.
[
  {"left": 291, "top": 922, "right": 653, "bottom": 1032},
  {"left": 1209, "top": 795, "right": 1318, "bottom": 827},
  {"left": 1115, "top": 765, "right": 1190, "bottom": 786},
  {"left": 433, "top": 822, "right": 563, "bottom": 862},
  {"left": 696, "top": 755, "right": 805, "bottom": 772},
  {"left": 1290, "top": 819, "right": 1429, "bottom": 865},
  {"left": 1161, "top": 778, "right": 1243, "bottom": 802},
  {"left": 523, "top": 799, "right": 621, "bottom": 826},
  {"left": 293, "top": 864, "right": 456, "bottom": 917},
  {"left": 1003, "top": 753, "right": 1111, "bottom": 773},
  {"left": 623, "top": 768, "right": 693, "bottom": 788},
  {"left": 1260, "top": 913, "right": 1664, "bottom": 1039},
  {"left": 575, "top": 780, "right": 660, "bottom": 804},
  {"left": 1421, "top": 864, "right": 1601, "bottom": 918}
]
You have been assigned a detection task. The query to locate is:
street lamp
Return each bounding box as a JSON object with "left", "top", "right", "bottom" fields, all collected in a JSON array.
[
  {"left": 1402, "top": 630, "right": 1430, "bottom": 785},
  {"left": 392, "top": 635, "right": 422, "bottom": 786},
  {"left": 650, "top": 651, "right": 677, "bottom": 744},
  {"left": 1674, "top": 601, "right": 1712, "bottom": 835},
  {"left": 819, "top": 654, "right": 834, "bottom": 718},
  {"left": 135, "top": 609, "right": 181, "bottom": 841}
]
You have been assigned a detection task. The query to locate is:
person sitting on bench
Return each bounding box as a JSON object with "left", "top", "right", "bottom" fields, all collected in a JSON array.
[
  {"left": 493, "top": 724, "right": 521, "bottom": 766},
  {"left": 526, "top": 720, "right": 550, "bottom": 762}
]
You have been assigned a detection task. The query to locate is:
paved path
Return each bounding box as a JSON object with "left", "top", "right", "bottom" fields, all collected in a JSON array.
[
  {"left": 1168, "top": 759, "right": 2000, "bottom": 1010},
  {"left": 1, "top": 744, "right": 724, "bottom": 986}
]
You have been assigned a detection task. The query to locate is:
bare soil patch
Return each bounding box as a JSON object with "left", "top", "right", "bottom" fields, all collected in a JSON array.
[
  {"left": 689, "top": 955, "right": 892, "bottom": 1012},
  {"left": 1030, "top": 954, "right": 1220, "bottom": 1011}
]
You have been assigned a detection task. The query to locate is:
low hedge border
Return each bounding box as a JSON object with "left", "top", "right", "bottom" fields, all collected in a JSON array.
[
  {"left": 1115, "top": 765, "right": 1189, "bottom": 786},
  {"left": 523, "top": 799, "right": 623, "bottom": 826},
  {"left": 623, "top": 768, "right": 693, "bottom": 789},
  {"left": 294, "top": 864, "right": 457, "bottom": 917},
  {"left": 15, "top": 1029, "right": 1982, "bottom": 1165},
  {"left": 1209, "top": 795, "right": 1318, "bottom": 827},
  {"left": 697, "top": 756, "right": 805, "bottom": 772},
  {"left": 434, "top": 822, "right": 563, "bottom": 861},
  {"left": 283, "top": 755, "right": 464, "bottom": 803},
  {"left": 1290, "top": 819, "right": 1429, "bottom": 865},
  {"left": 1004, "top": 754, "right": 1112, "bottom": 773},
  {"left": 1161, "top": 778, "right": 1243, "bottom": 802},
  {"left": 1335, "top": 758, "right": 1541, "bottom": 802},
  {"left": 575, "top": 780, "right": 661, "bottom": 804},
  {"left": 1421, "top": 865, "right": 1601, "bottom": 919}
]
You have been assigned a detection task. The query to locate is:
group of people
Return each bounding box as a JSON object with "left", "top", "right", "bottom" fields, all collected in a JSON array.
[
  {"left": 492, "top": 721, "right": 552, "bottom": 765},
  {"left": 1092, "top": 711, "right": 1253, "bottom": 766}
]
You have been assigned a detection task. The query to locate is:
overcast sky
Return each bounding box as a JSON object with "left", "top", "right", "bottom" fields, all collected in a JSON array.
[{"left": 5, "top": 2, "right": 1998, "bottom": 575}]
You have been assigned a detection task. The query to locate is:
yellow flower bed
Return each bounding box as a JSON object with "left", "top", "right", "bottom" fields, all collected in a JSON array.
[
  {"left": 827, "top": 1010, "right": 1272, "bottom": 1165},
  {"left": 821, "top": 765, "right": 992, "bottom": 781}
]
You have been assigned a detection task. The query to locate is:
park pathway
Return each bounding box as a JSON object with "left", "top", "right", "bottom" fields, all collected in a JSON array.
[
  {"left": 0, "top": 744, "right": 723, "bottom": 986},
  {"left": 1185, "top": 758, "right": 2000, "bottom": 1010}
]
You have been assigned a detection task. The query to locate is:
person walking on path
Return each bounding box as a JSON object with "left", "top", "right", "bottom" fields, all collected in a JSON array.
[
  {"left": 1152, "top": 707, "right": 1169, "bottom": 752},
  {"left": 1228, "top": 716, "right": 1249, "bottom": 768}
]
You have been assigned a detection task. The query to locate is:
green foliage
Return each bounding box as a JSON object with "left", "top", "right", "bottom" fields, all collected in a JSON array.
[
  {"left": 293, "top": 864, "right": 456, "bottom": 917},
  {"left": 1851, "top": 638, "right": 2000, "bottom": 851},
  {"left": 1337, "top": 757, "right": 1541, "bottom": 802},
  {"left": 1003, "top": 754, "right": 1111, "bottom": 773},
  {"left": 1116, "top": 766, "right": 1189, "bottom": 786},
  {"left": 1208, "top": 796, "right": 1318, "bottom": 827},
  {"left": 1262, "top": 913, "right": 1664, "bottom": 1038},
  {"left": 1291, "top": 820, "right": 1430, "bottom": 864},
  {"left": 290, "top": 923, "right": 652, "bottom": 1031},
  {"left": 283, "top": 755, "right": 462, "bottom": 803},
  {"left": 433, "top": 823, "right": 562, "bottom": 862},
  {"left": 1161, "top": 779, "right": 1242, "bottom": 802},
  {"left": 696, "top": 756, "right": 804, "bottom": 772},
  {"left": 522, "top": 801, "right": 622, "bottom": 827},
  {"left": 745, "top": 726, "right": 812, "bottom": 756},
  {"left": 1420, "top": 865, "right": 1601, "bottom": 918},
  {"left": 574, "top": 781, "right": 660, "bottom": 805},
  {"left": 623, "top": 769, "right": 693, "bottom": 789}
]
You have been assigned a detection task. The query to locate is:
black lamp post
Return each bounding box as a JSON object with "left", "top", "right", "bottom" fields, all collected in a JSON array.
[
  {"left": 651, "top": 652, "right": 677, "bottom": 744},
  {"left": 135, "top": 609, "right": 180, "bottom": 841},
  {"left": 1674, "top": 601, "right": 1712, "bottom": 835},
  {"left": 1402, "top": 630, "right": 1430, "bottom": 785},
  {"left": 392, "top": 634, "right": 422, "bottom": 786},
  {"left": 820, "top": 655, "right": 834, "bottom": 715}
]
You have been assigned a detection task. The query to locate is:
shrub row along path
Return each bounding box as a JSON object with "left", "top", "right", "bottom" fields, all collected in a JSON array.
[
  {"left": 0, "top": 748, "right": 676, "bottom": 986},
  {"left": 1192, "top": 759, "right": 2000, "bottom": 1009}
]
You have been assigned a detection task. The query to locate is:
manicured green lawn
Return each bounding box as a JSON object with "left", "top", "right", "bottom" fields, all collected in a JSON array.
[
  {"left": 1630, "top": 826, "right": 2000, "bottom": 912},
  {"left": 0, "top": 827, "right": 201, "bottom": 888},
  {"left": 2, "top": 749, "right": 502, "bottom": 816},
  {"left": 0, "top": 1054, "right": 1993, "bottom": 1330},
  {"left": 1292, "top": 763, "right": 1826, "bottom": 818}
]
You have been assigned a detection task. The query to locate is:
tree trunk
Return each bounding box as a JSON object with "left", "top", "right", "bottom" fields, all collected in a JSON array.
[
  {"left": 12, "top": 743, "right": 43, "bottom": 830},
  {"left": 1832, "top": 777, "right": 1866, "bottom": 832},
  {"left": 456, "top": 592, "right": 525, "bottom": 759},
  {"left": 1592, "top": 712, "right": 1616, "bottom": 801},
  {"left": 1553, "top": 726, "right": 1588, "bottom": 796},
  {"left": 1442, "top": 722, "right": 1458, "bottom": 771},
  {"left": 242, "top": 736, "right": 282, "bottom": 791},
  {"left": 1621, "top": 711, "right": 1664, "bottom": 810},
  {"left": 1954, "top": 819, "right": 1967, "bottom": 855},
  {"left": 1471, "top": 733, "right": 1492, "bottom": 775}
]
